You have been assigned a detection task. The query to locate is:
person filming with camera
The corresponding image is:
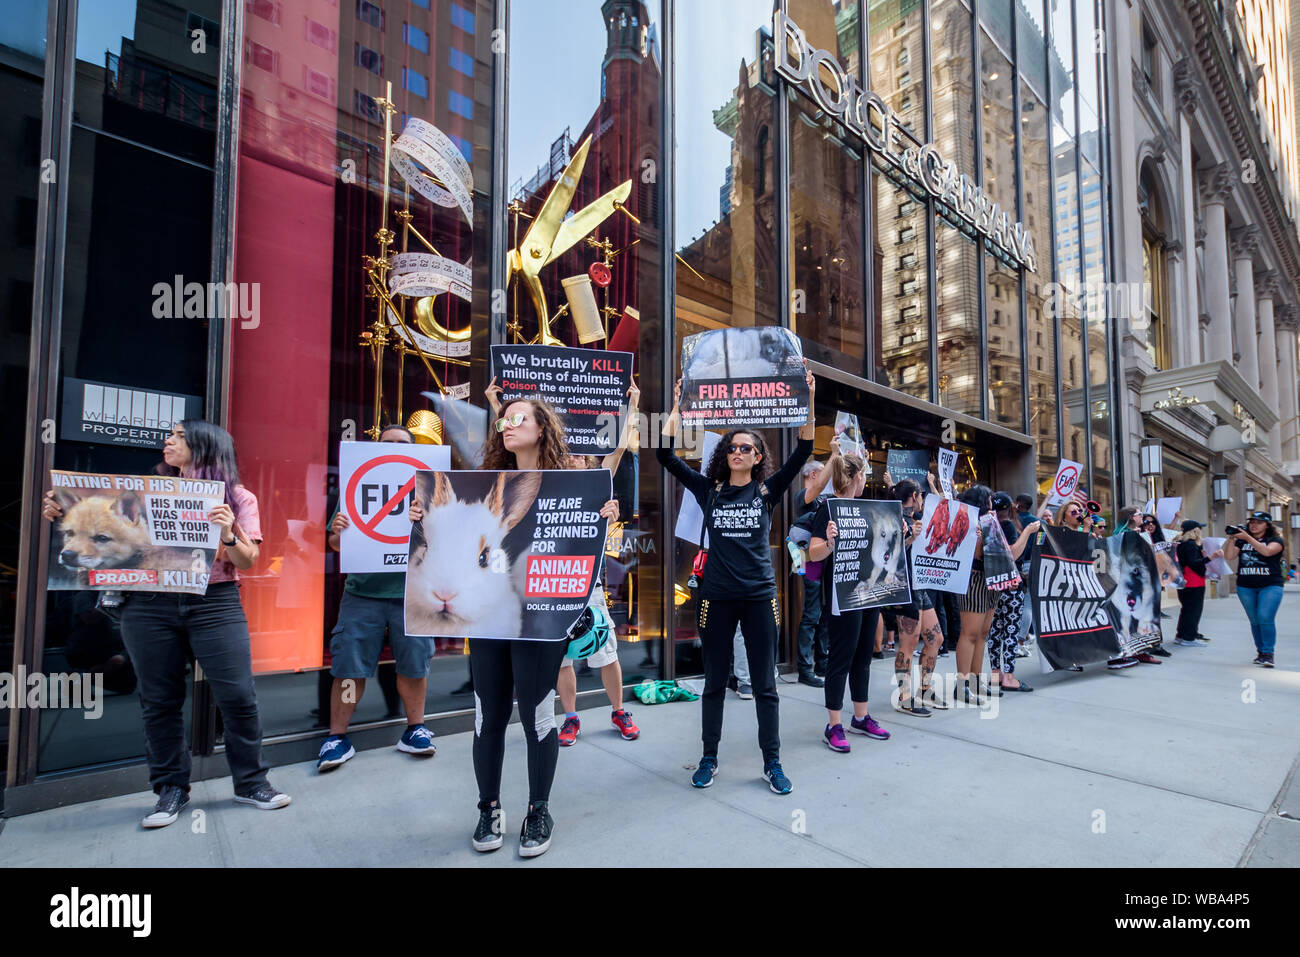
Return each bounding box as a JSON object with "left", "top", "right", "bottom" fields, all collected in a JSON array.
[{"left": 1222, "top": 512, "right": 1285, "bottom": 668}]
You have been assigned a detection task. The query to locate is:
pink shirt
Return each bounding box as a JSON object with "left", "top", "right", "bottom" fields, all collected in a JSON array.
[{"left": 209, "top": 485, "right": 262, "bottom": 584}]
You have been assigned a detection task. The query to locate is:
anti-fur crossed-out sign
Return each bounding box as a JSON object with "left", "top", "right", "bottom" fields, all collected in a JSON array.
[
  {"left": 337, "top": 442, "right": 451, "bottom": 574},
  {"left": 47, "top": 470, "right": 225, "bottom": 594}
]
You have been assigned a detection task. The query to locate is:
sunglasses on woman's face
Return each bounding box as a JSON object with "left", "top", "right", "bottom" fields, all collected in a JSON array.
[
  {"left": 496, "top": 412, "right": 527, "bottom": 432},
  {"left": 728, "top": 444, "right": 755, "bottom": 455}
]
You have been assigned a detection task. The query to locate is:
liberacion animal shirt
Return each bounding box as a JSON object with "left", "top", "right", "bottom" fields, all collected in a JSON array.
[
  {"left": 658, "top": 438, "right": 813, "bottom": 600},
  {"left": 1235, "top": 534, "right": 1284, "bottom": 588}
]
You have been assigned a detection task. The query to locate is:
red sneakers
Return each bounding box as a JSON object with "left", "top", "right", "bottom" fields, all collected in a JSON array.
[
  {"left": 1135, "top": 652, "right": 1163, "bottom": 665},
  {"left": 558, "top": 716, "right": 580, "bottom": 747},
  {"left": 611, "top": 709, "right": 640, "bottom": 740}
]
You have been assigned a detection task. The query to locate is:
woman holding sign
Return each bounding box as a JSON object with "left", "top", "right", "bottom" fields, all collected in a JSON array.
[
  {"left": 656, "top": 371, "right": 816, "bottom": 795},
  {"left": 430, "top": 394, "right": 618, "bottom": 858},
  {"left": 41, "top": 421, "right": 290, "bottom": 829},
  {"left": 806, "top": 453, "right": 892, "bottom": 751}
]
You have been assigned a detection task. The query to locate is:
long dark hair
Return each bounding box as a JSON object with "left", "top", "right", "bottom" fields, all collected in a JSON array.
[
  {"left": 959, "top": 484, "right": 993, "bottom": 515},
  {"left": 480, "top": 398, "right": 570, "bottom": 471},
  {"left": 179, "top": 419, "right": 241, "bottom": 507},
  {"left": 1142, "top": 514, "right": 1167, "bottom": 543},
  {"left": 704, "top": 430, "right": 774, "bottom": 485}
]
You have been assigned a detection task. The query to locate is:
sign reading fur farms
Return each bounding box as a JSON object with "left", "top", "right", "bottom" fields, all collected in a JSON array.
[
  {"left": 47, "top": 470, "right": 225, "bottom": 594},
  {"left": 679, "top": 327, "right": 810, "bottom": 428}
]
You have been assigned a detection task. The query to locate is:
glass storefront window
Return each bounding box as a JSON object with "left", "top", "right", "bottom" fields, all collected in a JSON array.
[
  {"left": 935, "top": 212, "right": 980, "bottom": 415},
  {"left": 1021, "top": 70, "right": 1058, "bottom": 486},
  {"left": 868, "top": 0, "right": 924, "bottom": 138},
  {"left": 38, "top": 0, "right": 217, "bottom": 771},
  {"left": 0, "top": 0, "right": 46, "bottom": 781},
  {"left": 673, "top": 0, "right": 781, "bottom": 675},
  {"left": 789, "top": 92, "right": 866, "bottom": 372},
  {"left": 1082, "top": 156, "right": 1112, "bottom": 513},
  {"left": 873, "top": 162, "right": 929, "bottom": 397}
]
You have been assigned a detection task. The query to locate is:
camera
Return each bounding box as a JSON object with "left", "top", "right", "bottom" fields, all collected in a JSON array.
[{"left": 1224, "top": 525, "right": 1243, "bottom": 535}]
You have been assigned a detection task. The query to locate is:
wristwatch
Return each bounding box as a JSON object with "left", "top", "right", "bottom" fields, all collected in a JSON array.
[{"left": 222, "top": 533, "right": 237, "bottom": 547}]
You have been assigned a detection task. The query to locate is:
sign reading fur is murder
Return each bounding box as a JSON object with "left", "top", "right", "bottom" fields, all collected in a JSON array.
[
  {"left": 491, "top": 344, "right": 633, "bottom": 455},
  {"left": 827, "top": 499, "right": 912, "bottom": 613},
  {"left": 1030, "top": 526, "right": 1121, "bottom": 670},
  {"left": 404, "top": 469, "right": 610, "bottom": 641},
  {"left": 679, "top": 327, "right": 809, "bottom": 428},
  {"left": 47, "top": 470, "right": 225, "bottom": 594}
]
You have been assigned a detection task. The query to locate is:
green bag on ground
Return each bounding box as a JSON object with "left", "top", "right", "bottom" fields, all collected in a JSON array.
[{"left": 633, "top": 679, "right": 699, "bottom": 705}]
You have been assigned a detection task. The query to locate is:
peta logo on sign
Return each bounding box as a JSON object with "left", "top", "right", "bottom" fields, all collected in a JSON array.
[{"left": 49, "top": 887, "right": 151, "bottom": 937}]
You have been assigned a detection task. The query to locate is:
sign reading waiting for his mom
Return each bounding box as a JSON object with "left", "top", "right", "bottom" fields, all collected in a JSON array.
[{"left": 491, "top": 345, "right": 633, "bottom": 456}]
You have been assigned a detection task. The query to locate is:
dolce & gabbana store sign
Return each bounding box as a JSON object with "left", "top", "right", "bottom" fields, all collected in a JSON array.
[{"left": 774, "top": 10, "right": 1038, "bottom": 272}]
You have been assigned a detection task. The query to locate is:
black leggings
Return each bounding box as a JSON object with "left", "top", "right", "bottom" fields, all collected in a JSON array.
[
  {"left": 1176, "top": 586, "right": 1205, "bottom": 640},
  {"left": 698, "top": 596, "right": 781, "bottom": 763},
  {"left": 468, "top": 637, "right": 568, "bottom": 806},
  {"left": 824, "top": 606, "right": 879, "bottom": 712}
]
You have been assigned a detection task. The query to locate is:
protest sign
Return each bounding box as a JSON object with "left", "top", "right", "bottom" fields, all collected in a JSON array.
[
  {"left": 827, "top": 500, "right": 911, "bottom": 613},
  {"left": 834, "top": 411, "right": 866, "bottom": 460},
  {"left": 886, "top": 448, "right": 930, "bottom": 484},
  {"left": 979, "top": 513, "right": 1022, "bottom": 591},
  {"left": 679, "top": 327, "right": 809, "bottom": 428},
  {"left": 47, "top": 470, "right": 225, "bottom": 595},
  {"left": 672, "top": 431, "right": 722, "bottom": 547},
  {"left": 1155, "top": 497, "right": 1181, "bottom": 527},
  {"left": 1098, "top": 531, "right": 1163, "bottom": 656},
  {"left": 491, "top": 344, "right": 634, "bottom": 455},
  {"left": 937, "top": 448, "right": 958, "bottom": 498},
  {"left": 1030, "top": 526, "right": 1121, "bottom": 670},
  {"left": 1044, "top": 459, "right": 1084, "bottom": 508},
  {"left": 339, "top": 442, "right": 451, "bottom": 573},
  {"left": 1203, "top": 537, "right": 1231, "bottom": 580},
  {"left": 910, "top": 495, "right": 978, "bottom": 594},
  {"left": 405, "top": 469, "right": 610, "bottom": 641}
]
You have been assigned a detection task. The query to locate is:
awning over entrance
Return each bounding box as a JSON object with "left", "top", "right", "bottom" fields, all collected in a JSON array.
[{"left": 1138, "top": 361, "right": 1277, "bottom": 453}]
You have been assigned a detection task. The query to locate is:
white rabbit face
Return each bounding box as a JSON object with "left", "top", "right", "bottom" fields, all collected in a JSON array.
[{"left": 408, "top": 500, "right": 516, "bottom": 635}]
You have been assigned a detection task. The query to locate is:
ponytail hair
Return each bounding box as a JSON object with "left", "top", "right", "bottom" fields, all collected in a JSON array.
[{"left": 829, "top": 452, "right": 866, "bottom": 496}]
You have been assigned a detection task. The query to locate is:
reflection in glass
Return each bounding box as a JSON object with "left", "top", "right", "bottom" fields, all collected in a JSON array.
[
  {"left": 935, "top": 214, "right": 980, "bottom": 415},
  {"left": 873, "top": 163, "right": 928, "bottom": 397},
  {"left": 789, "top": 92, "right": 865, "bottom": 371},
  {"left": 868, "top": 0, "right": 925, "bottom": 138},
  {"left": 1082, "top": 157, "right": 1111, "bottom": 513},
  {"left": 985, "top": 253, "right": 1022, "bottom": 428}
]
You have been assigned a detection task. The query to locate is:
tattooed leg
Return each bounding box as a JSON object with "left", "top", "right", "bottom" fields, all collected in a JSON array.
[{"left": 895, "top": 615, "right": 919, "bottom": 701}]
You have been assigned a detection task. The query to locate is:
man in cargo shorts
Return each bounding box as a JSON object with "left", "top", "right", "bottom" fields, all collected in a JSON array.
[{"left": 317, "top": 425, "right": 436, "bottom": 771}]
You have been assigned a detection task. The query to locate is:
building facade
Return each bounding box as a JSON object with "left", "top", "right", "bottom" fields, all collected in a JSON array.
[
  {"left": 1109, "top": 0, "right": 1300, "bottom": 572},
  {"left": 2, "top": 0, "right": 1124, "bottom": 812}
]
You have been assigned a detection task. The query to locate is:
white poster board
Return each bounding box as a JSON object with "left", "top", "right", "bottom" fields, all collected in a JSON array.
[
  {"left": 1044, "top": 459, "right": 1084, "bottom": 509},
  {"left": 338, "top": 441, "right": 451, "bottom": 573},
  {"left": 937, "top": 448, "right": 958, "bottom": 498},
  {"left": 673, "top": 431, "right": 722, "bottom": 547}
]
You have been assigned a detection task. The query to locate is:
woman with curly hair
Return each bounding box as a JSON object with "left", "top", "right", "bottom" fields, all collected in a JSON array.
[
  {"left": 413, "top": 384, "right": 616, "bottom": 858},
  {"left": 656, "top": 370, "right": 816, "bottom": 795}
]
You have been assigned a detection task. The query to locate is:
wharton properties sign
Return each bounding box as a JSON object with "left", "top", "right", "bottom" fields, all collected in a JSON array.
[{"left": 774, "top": 9, "right": 1037, "bottom": 272}]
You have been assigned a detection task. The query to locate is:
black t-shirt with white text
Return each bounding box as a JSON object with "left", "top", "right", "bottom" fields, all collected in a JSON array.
[
  {"left": 1235, "top": 534, "right": 1284, "bottom": 588},
  {"left": 658, "top": 438, "right": 813, "bottom": 600}
]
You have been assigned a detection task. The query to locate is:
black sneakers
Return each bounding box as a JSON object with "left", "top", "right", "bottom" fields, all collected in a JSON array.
[
  {"left": 142, "top": 785, "right": 189, "bottom": 829},
  {"left": 519, "top": 801, "right": 554, "bottom": 858},
  {"left": 233, "top": 783, "right": 291, "bottom": 810},
  {"left": 472, "top": 801, "right": 505, "bottom": 853}
]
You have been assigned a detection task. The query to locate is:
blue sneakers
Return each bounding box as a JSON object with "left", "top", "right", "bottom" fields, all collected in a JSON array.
[
  {"left": 763, "top": 759, "right": 793, "bottom": 795},
  {"left": 397, "top": 724, "right": 437, "bottom": 756},
  {"left": 317, "top": 734, "right": 355, "bottom": 771},
  {"left": 691, "top": 757, "right": 718, "bottom": 788}
]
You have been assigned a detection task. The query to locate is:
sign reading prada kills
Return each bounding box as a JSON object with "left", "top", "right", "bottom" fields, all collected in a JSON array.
[{"left": 774, "top": 10, "right": 1037, "bottom": 273}]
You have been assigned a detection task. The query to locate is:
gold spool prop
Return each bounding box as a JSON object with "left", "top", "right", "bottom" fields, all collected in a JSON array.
[{"left": 406, "top": 410, "right": 444, "bottom": 445}]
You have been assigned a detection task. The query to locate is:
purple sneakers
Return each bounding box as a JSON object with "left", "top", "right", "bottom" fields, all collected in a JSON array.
[
  {"left": 849, "top": 714, "right": 890, "bottom": 740},
  {"left": 824, "top": 724, "right": 850, "bottom": 752}
]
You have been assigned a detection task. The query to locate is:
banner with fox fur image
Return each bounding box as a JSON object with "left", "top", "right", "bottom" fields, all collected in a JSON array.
[
  {"left": 827, "top": 499, "right": 912, "bottom": 614},
  {"left": 1099, "top": 531, "right": 1164, "bottom": 656},
  {"left": 47, "top": 470, "right": 225, "bottom": 594},
  {"left": 404, "top": 469, "right": 610, "bottom": 641}
]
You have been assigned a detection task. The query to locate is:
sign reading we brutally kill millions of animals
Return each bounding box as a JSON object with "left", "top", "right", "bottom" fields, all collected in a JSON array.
[{"left": 47, "top": 471, "right": 225, "bottom": 594}]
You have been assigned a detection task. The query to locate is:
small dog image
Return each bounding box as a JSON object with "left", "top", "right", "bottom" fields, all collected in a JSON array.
[
  {"left": 864, "top": 510, "right": 904, "bottom": 590},
  {"left": 1106, "top": 535, "right": 1160, "bottom": 643},
  {"left": 53, "top": 491, "right": 196, "bottom": 585},
  {"left": 944, "top": 507, "right": 971, "bottom": 556},
  {"left": 1153, "top": 543, "right": 1185, "bottom": 589},
  {"left": 924, "top": 499, "right": 952, "bottom": 554},
  {"left": 406, "top": 471, "right": 542, "bottom": 639}
]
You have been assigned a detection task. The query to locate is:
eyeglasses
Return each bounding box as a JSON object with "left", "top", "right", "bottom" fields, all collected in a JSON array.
[
  {"left": 495, "top": 413, "right": 527, "bottom": 432},
  {"left": 1143, "top": 521, "right": 1156, "bottom": 528},
  {"left": 728, "top": 444, "right": 756, "bottom": 455}
]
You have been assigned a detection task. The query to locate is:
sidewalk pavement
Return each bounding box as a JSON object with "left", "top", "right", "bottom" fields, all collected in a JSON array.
[{"left": 3, "top": 590, "right": 1299, "bottom": 867}]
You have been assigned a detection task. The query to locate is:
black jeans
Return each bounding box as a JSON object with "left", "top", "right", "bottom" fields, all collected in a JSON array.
[
  {"left": 469, "top": 637, "right": 568, "bottom": 806},
  {"left": 795, "top": 576, "right": 829, "bottom": 675},
  {"left": 119, "top": 582, "right": 269, "bottom": 796},
  {"left": 698, "top": 597, "right": 781, "bottom": 763},
  {"left": 824, "top": 607, "right": 880, "bottom": 712},
  {"left": 1176, "top": 586, "right": 1206, "bottom": 641}
]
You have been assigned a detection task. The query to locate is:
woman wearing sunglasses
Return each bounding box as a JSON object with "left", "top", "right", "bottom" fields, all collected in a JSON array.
[
  {"left": 412, "top": 387, "right": 617, "bottom": 858},
  {"left": 656, "top": 370, "right": 816, "bottom": 795}
]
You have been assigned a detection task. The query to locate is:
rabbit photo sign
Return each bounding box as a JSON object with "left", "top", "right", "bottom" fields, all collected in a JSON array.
[
  {"left": 404, "top": 468, "right": 611, "bottom": 641},
  {"left": 679, "top": 327, "right": 810, "bottom": 428}
]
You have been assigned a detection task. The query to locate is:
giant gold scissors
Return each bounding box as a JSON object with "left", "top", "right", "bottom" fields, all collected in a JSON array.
[{"left": 507, "top": 133, "right": 631, "bottom": 345}]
